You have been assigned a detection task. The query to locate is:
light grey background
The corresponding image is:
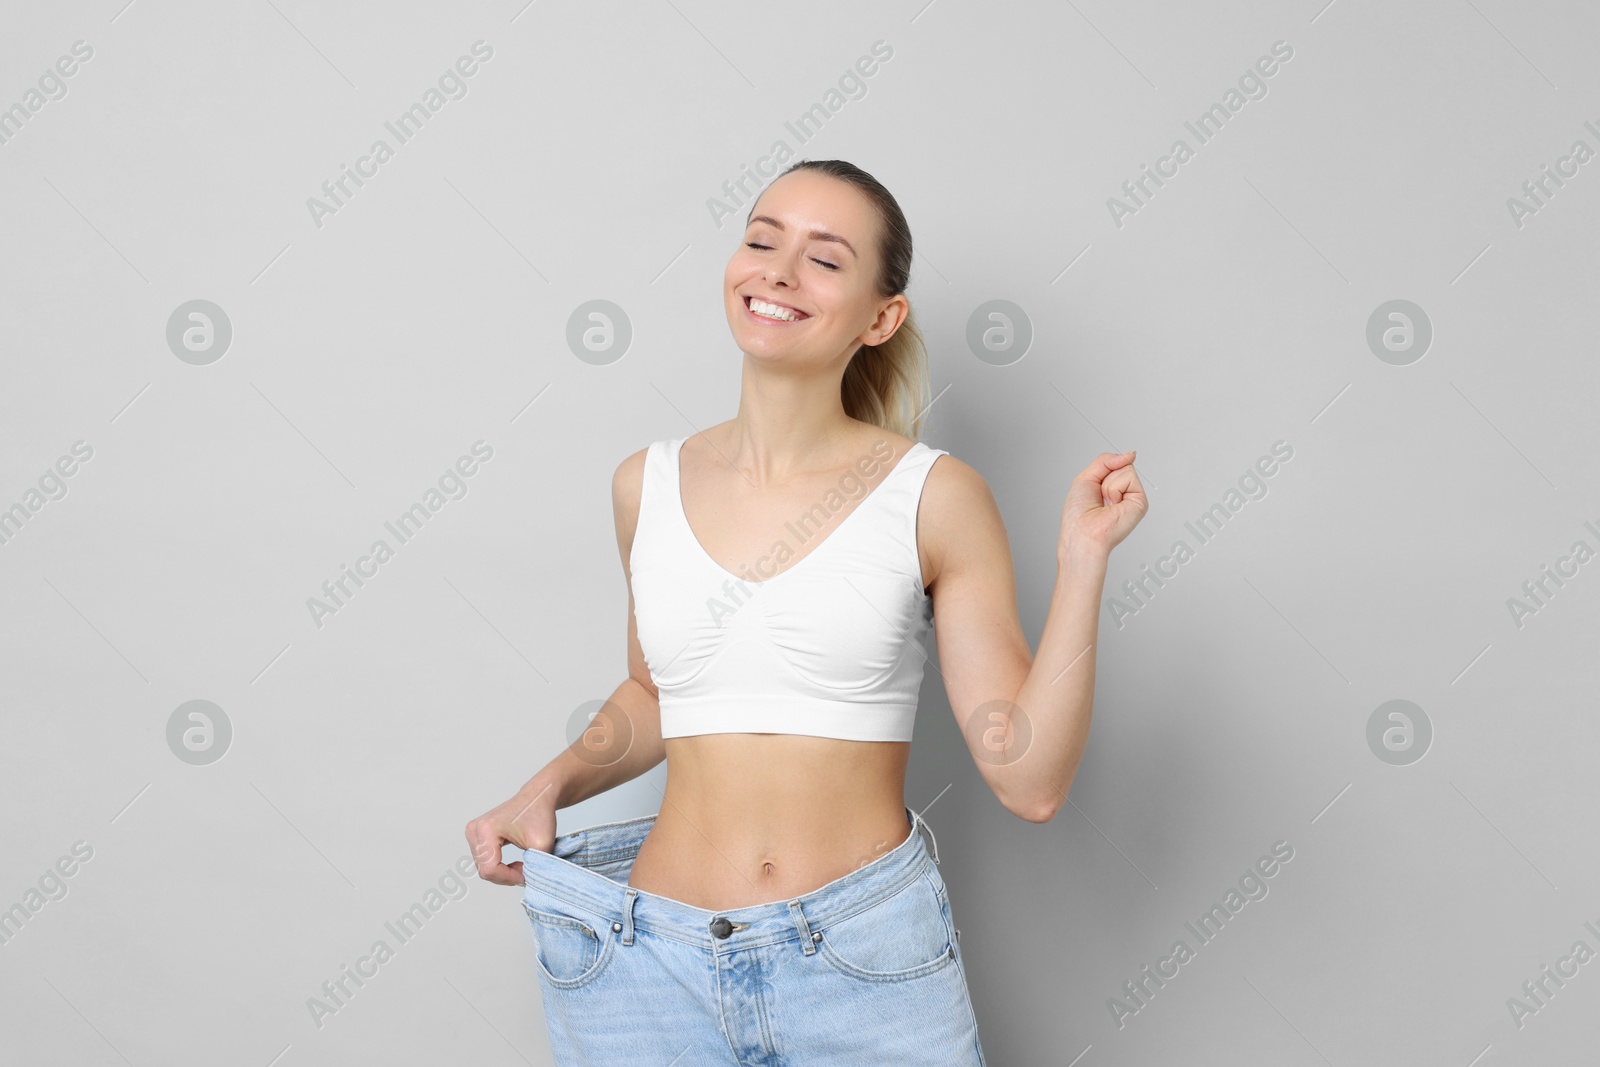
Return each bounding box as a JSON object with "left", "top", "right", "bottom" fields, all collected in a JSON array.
[{"left": 2, "top": 0, "right": 1597, "bottom": 1064}]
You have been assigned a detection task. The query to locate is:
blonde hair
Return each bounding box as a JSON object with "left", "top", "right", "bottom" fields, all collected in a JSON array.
[{"left": 757, "top": 160, "right": 932, "bottom": 441}]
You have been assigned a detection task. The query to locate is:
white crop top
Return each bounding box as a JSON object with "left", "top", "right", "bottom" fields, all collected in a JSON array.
[{"left": 629, "top": 435, "right": 948, "bottom": 742}]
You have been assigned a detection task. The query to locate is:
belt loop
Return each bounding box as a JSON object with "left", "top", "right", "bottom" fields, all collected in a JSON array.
[
  {"left": 910, "top": 804, "right": 941, "bottom": 866},
  {"left": 620, "top": 887, "right": 638, "bottom": 945},
  {"left": 788, "top": 898, "right": 818, "bottom": 956}
]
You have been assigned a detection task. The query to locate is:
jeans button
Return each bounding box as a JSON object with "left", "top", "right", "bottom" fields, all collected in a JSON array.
[{"left": 710, "top": 917, "right": 733, "bottom": 939}]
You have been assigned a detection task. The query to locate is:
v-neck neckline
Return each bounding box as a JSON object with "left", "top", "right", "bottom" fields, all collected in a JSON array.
[{"left": 673, "top": 436, "right": 927, "bottom": 589}]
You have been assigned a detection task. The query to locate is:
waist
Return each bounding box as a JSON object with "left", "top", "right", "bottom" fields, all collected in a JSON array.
[
  {"left": 522, "top": 804, "right": 936, "bottom": 946},
  {"left": 635, "top": 742, "right": 912, "bottom": 908},
  {"left": 633, "top": 802, "right": 917, "bottom": 911}
]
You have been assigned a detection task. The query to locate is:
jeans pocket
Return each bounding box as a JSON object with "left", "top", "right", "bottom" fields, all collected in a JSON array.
[
  {"left": 814, "top": 868, "right": 956, "bottom": 983},
  {"left": 521, "top": 899, "right": 616, "bottom": 990}
]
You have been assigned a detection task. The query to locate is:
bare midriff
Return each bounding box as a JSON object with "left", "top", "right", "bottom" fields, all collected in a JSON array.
[{"left": 627, "top": 732, "right": 916, "bottom": 911}]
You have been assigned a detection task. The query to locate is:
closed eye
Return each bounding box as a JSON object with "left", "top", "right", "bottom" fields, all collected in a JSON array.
[{"left": 745, "top": 241, "right": 840, "bottom": 270}]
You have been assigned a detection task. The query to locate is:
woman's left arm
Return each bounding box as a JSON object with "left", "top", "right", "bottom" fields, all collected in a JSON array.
[{"left": 923, "top": 449, "right": 1147, "bottom": 822}]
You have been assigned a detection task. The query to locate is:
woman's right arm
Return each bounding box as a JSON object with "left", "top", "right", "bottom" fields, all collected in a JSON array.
[{"left": 466, "top": 446, "right": 665, "bottom": 886}]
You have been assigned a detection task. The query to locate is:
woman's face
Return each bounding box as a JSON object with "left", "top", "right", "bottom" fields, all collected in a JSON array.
[{"left": 723, "top": 169, "right": 902, "bottom": 369}]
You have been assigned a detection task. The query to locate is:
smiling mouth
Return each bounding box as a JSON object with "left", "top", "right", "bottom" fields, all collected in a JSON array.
[{"left": 744, "top": 295, "right": 809, "bottom": 322}]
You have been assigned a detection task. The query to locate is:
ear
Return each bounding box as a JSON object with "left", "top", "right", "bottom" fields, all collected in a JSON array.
[{"left": 863, "top": 293, "right": 909, "bottom": 347}]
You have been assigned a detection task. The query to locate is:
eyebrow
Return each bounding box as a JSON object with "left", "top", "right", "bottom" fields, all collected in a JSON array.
[{"left": 746, "top": 215, "right": 857, "bottom": 258}]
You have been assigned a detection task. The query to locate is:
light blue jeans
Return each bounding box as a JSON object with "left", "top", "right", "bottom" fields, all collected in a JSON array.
[{"left": 520, "top": 804, "right": 987, "bottom": 1065}]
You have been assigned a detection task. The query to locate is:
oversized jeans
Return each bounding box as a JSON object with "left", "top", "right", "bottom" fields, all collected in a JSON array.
[{"left": 519, "top": 804, "right": 987, "bottom": 1065}]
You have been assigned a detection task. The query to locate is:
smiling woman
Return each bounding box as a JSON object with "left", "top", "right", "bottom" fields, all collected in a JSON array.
[
  {"left": 722, "top": 161, "right": 933, "bottom": 445},
  {"left": 467, "top": 158, "right": 1147, "bottom": 1065}
]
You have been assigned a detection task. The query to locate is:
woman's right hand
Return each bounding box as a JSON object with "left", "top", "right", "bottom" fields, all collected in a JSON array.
[{"left": 466, "top": 779, "right": 561, "bottom": 887}]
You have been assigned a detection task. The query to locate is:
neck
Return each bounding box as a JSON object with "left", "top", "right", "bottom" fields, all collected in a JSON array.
[{"left": 720, "top": 361, "right": 859, "bottom": 479}]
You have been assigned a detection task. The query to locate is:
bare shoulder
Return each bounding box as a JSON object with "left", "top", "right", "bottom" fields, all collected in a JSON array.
[
  {"left": 918, "top": 450, "right": 1007, "bottom": 589},
  {"left": 612, "top": 444, "right": 651, "bottom": 564},
  {"left": 919, "top": 450, "right": 997, "bottom": 529}
]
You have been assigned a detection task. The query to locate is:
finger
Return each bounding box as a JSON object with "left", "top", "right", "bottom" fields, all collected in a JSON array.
[
  {"left": 1119, "top": 466, "right": 1146, "bottom": 499},
  {"left": 1078, "top": 450, "right": 1137, "bottom": 486},
  {"left": 1100, "top": 466, "right": 1139, "bottom": 503},
  {"left": 482, "top": 855, "right": 526, "bottom": 886},
  {"left": 491, "top": 859, "right": 526, "bottom": 887},
  {"left": 467, "top": 822, "right": 523, "bottom": 884}
]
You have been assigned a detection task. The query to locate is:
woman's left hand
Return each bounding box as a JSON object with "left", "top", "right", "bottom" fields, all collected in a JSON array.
[{"left": 1060, "top": 450, "right": 1148, "bottom": 555}]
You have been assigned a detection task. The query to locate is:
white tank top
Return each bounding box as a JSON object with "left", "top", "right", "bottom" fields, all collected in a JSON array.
[{"left": 629, "top": 435, "right": 948, "bottom": 742}]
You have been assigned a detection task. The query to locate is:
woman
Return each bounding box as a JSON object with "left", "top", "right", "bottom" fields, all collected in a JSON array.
[{"left": 466, "top": 159, "right": 1146, "bottom": 1064}]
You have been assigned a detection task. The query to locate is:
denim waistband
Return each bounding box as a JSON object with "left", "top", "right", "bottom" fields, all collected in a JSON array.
[{"left": 522, "top": 804, "right": 941, "bottom": 952}]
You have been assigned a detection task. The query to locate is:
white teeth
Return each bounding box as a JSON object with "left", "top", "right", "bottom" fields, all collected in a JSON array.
[{"left": 749, "top": 298, "right": 801, "bottom": 321}]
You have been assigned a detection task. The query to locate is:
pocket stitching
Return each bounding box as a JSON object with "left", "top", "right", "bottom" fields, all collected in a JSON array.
[
  {"left": 522, "top": 901, "right": 617, "bottom": 990},
  {"left": 813, "top": 871, "right": 956, "bottom": 983},
  {"left": 816, "top": 936, "right": 956, "bottom": 983}
]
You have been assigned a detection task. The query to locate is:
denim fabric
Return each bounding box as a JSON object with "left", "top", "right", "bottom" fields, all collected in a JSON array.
[{"left": 520, "top": 805, "right": 986, "bottom": 1065}]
